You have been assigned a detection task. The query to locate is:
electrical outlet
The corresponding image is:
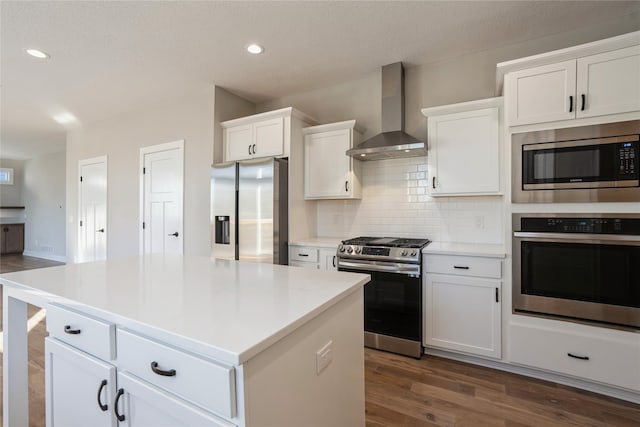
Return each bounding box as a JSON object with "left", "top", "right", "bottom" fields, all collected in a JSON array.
[{"left": 316, "top": 340, "right": 333, "bottom": 375}]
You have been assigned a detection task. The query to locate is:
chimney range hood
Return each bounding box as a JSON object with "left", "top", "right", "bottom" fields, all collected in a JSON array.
[{"left": 346, "top": 62, "right": 426, "bottom": 160}]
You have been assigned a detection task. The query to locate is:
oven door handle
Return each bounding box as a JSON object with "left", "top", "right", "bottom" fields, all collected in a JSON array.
[
  {"left": 337, "top": 260, "right": 420, "bottom": 276},
  {"left": 513, "top": 231, "right": 640, "bottom": 243}
]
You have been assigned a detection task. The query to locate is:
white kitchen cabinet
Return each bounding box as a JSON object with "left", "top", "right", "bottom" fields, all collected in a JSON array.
[
  {"left": 505, "top": 44, "right": 640, "bottom": 126},
  {"left": 116, "top": 372, "right": 233, "bottom": 427},
  {"left": 289, "top": 243, "right": 337, "bottom": 270},
  {"left": 303, "top": 120, "right": 362, "bottom": 199},
  {"left": 423, "top": 254, "right": 502, "bottom": 359},
  {"left": 222, "top": 107, "right": 316, "bottom": 162},
  {"left": 509, "top": 319, "right": 640, "bottom": 392},
  {"left": 421, "top": 98, "right": 502, "bottom": 196},
  {"left": 45, "top": 338, "right": 117, "bottom": 427}
]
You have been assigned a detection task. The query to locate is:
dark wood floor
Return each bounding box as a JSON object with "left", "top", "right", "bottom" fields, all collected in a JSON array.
[{"left": 1, "top": 254, "right": 639, "bottom": 426}]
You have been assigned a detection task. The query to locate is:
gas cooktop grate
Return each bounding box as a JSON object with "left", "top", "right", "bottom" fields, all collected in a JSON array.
[{"left": 341, "top": 236, "right": 431, "bottom": 249}]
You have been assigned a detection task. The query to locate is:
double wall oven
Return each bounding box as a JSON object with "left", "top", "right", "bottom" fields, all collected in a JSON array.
[{"left": 337, "top": 237, "right": 430, "bottom": 358}]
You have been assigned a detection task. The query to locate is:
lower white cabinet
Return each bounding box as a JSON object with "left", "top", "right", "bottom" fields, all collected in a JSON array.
[
  {"left": 423, "top": 254, "right": 502, "bottom": 359},
  {"left": 509, "top": 321, "right": 640, "bottom": 392},
  {"left": 289, "top": 244, "right": 337, "bottom": 271},
  {"left": 116, "top": 372, "right": 233, "bottom": 427},
  {"left": 45, "top": 337, "right": 117, "bottom": 427}
]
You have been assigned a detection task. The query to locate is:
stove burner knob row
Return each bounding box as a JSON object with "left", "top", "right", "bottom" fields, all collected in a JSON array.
[
  {"left": 355, "top": 247, "right": 361, "bottom": 254},
  {"left": 339, "top": 245, "right": 346, "bottom": 253},
  {"left": 411, "top": 251, "right": 417, "bottom": 256},
  {"left": 401, "top": 250, "right": 408, "bottom": 256},
  {"left": 347, "top": 247, "right": 353, "bottom": 254}
]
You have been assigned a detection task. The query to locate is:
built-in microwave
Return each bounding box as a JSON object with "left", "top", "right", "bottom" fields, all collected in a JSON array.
[{"left": 512, "top": 120, "right": 639, "bottom": 203}]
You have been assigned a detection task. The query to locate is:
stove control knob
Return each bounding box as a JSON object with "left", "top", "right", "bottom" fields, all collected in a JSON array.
[
  {"left": 339, "top": 245, "right": 346, "bottom": 253},
  {"left": 355, "top": 247, "right": 362, "bottom": 254},
  {"left": 411, "top": 251, "right": 417, "bottom": 256},
  {"left": 401, "top": 250, "right": 408, "bottom": 256},
  {"left": 347, "top": 247, "right": 353, "bottom": 254}
]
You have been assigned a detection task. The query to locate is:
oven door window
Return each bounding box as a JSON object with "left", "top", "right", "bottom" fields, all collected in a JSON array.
[
  {"left": 356, "top": 270, "right": 421, "bottom": 341},
  {"left": 521, "top": 241, "right": 640, "bottom": 308}
]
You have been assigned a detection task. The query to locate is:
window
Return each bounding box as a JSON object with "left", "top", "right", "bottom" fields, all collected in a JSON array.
[{"left": 0, "top": 168, "right": 14, "bottom": 185}]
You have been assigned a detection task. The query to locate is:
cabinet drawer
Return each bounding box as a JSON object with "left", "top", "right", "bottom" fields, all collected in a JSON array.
[
  {"left": 289, "top": 246, "right": 319, "bottom": 263},
  {"left": 117, "top": 329, "right": 236, "bottom": 418},
  {"left": 424, "top": 254, "right": 501, "bottom": 279},
  {"left": 46, "top": 304, "right": 115, "bottom": 361},
  {"left": 509, "top": 323, "right": 640, "bottom": 391}
]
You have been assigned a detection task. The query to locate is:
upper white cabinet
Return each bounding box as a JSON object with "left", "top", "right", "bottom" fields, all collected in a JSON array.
[
  {"left": 303, "top": 120, "right": 362, "bottom": 199},
  {"left": 421, "top": 97, "right": 502, "bottom": 196},
  {"left": 501, "top": 33, "right": 640, "bottom": 126},
  {"left": 222, "top": 107, "right": 316, "bottom": 162}
]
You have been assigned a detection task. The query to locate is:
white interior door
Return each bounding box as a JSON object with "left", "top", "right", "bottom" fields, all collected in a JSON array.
[
  {"left": 141, "top": 141, "right": 184, "bottom": 255},
  {"left": 78, "top": 156, "right": 107, "bottom": 263}
]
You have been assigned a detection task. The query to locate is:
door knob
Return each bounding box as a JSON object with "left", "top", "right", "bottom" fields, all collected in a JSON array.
[
  {"left": 168, "top": 232, "right": 179, "bottom": 237},
  {"left": 96, "top": 228, "right": 105, "bottom": 233}
]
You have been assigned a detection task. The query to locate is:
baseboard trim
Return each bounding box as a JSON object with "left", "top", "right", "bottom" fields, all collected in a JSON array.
[
  {"left": 22, "top": 250, "right": 67, "bottom": 263},
  {"left": 423, "top": 347, "right": 640, "bottom": 405}
]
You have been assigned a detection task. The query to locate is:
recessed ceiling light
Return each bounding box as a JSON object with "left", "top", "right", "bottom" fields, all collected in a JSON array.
[
  {"left": 53, "top": 113, "right": 77, "bottom": 124},
  {"left": 360, "top": 154, "right": 366, "bottom": 157},
  {"left": 25, "top": 49, "right": 50, "bottom": 59},
  {"left": 246, "top": 44, "right": 264, "bottom": 55}
]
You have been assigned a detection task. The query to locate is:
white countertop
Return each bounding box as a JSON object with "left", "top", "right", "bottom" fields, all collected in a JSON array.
[
  {"left": 0, "top": 254, "right": 369, "bottom": 365},
  {"left": 422, "top": 241, "right": 506, "bottom": 258},
  {"left": 288, "top": 237, "right": 342, "bottom": 248}
]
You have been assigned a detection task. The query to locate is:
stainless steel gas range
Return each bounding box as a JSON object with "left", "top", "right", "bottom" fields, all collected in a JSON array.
[{"left": 337, "top": 237, "right": 431, "bottom": 358}]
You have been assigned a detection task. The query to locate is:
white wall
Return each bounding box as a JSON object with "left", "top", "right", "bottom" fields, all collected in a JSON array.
[
  {"left": 66, "top": 88, "right": 215, "bottom": 262},
  {"left": 22, "top": 151, "right": 66, "bottom": 261}
]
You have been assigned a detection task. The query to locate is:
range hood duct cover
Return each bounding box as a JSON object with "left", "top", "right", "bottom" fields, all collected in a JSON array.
[{"left": 346, "top": 62, "right": 426, "bottom": 160}]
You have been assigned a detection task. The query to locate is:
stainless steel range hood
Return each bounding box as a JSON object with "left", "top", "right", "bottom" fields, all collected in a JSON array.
[{"left": 346, "top": 62, "right": 426, "bottom": 160}]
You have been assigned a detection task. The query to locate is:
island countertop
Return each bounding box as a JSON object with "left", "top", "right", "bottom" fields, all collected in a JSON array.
[{"left": 0, "top": 254, "right": 370, "bottom": 365}]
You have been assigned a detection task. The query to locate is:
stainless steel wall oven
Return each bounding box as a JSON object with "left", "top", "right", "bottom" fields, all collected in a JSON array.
[
  {"left": 512, "top": 120, "right": 639, "bottom": 203},
  {"left": 513, "top": 213, "right": 640, "bottom": 330}
]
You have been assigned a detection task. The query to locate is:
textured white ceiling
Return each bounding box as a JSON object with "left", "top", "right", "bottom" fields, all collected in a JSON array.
[{"left": 2, "top": 1, "right": 639, "bottom": 159}]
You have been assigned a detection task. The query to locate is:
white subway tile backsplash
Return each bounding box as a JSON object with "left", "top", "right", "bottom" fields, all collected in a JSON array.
[{"left": 316, "top": 157, "right": 503, "bottom": 243}]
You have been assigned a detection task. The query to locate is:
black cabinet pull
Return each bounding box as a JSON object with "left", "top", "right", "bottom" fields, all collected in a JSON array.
[
  {"left": 569, "top": 95, "right": 573, "bottom": 112},
  {"left": 168, "top": 232, "right": 179, "bottom": 237},
  {"left": 332, "top": 256, "right": 336, "bottom": 268},
  {"left": 248, "top": 145, "right": 252, "bottom": 155},
  {"left": 581, "top": 94, "right": 586, "bottom": 111},
  {"left": 150, "top": 361, "right": 177, "bottom": 377},
  {"left": 64, "top": 325, "right": 81, "bottom": 335},
  {"left": 252, "top": 144, "right": 256, "bottom": 155},
  {"left": 495, "top": 287, "right": 499, "bottom": 303},
  {"left": 453, "top": 266, "right": 469, "bottom": 270},
  {"left": 567, "top": 352, "right": 589, "bottom": 361},
  {"left": 345, "top": 180, "right": 349, "bottom": 192},
  {"left": 114, "top": 388, "right": 125, "bottom": 422},
  {"left": 96, "top": 228, "right": 105, "bottom": 233},
  {"left": 97, "top": 379, "right": 108, "bottom": 411},
  {"left": 432, "top": 177, "right": 436, "bottom": 189},
  {"left": 298, "top": 253, "right": 309, "bottom": 257}
]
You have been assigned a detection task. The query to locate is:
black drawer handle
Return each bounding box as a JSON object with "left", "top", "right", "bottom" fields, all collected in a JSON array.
[
  {"left": 151, "top": 361, "right": 177, "bottom": 377},
  {"left": 569, "top": 95, "right": 573, "bottom": 113},
  {"left": 567, "top": 352, "right": 589, "bottom": 361},
  {"left": 298, "top": 253, "right": 309, "bottom": 257},
  {"left": 64, "top": 325, "right": 81, "bottom": 335},
  {"left": 97, "top": 379, "right": 108, "bottom": 411},
  {"left": 114, "top": 388, "right": 125, "bottom": 422},
  {"left": 453, "top": 266, "right": 470, "bottom": 270},
  {"left": 581, "top": 94, "right": 586, "bottom": 111}
]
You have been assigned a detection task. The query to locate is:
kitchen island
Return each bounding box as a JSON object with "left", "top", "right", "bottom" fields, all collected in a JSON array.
[{"left": 1, "top": 254, "right": 369, "bottom": 427}]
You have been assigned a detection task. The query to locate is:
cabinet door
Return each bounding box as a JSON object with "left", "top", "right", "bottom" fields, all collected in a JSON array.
[
  {"left": 424, "top": 273, "right": 501, "bottom": 359},
  {"left": 1, "top": 223, "right": 24, "bottom": 254},
  {"left": 428, "top": 107, "right": 500, "bottom": 195},
  {"left": 45, "top": 337, "right": 116, "bottom": 427},
  {"left": 116, "top": 372, "right": 233, "bottom": 427},
  {"left": 505, "top": 60, "right": 577, "bottom": 125},
  {"left": 253, "top": 117, "right": 284, "bottom": 158},
  {"left": 224, "top": 124, "right": 253, "bottom": 162},
  {"left": 304, "top": 129, "right": 355, "bottom": 199},
  {"left": 319, "top": 248, "right": 337, "bottom": 271},
  {"left": 576, "top": 45, "right": 640, "bottom": 118}
]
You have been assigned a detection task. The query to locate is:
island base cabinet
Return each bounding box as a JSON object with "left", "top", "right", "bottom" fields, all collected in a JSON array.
[
  {"left": 116, "top": 372, "right": 234, "bottom": 427},
  {"left": 45, "top": 337, "right": 117, "bottom": 427}
]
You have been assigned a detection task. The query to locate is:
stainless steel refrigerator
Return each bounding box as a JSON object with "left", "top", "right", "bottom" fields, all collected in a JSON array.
[{"left": 210, "top": 158, "right": 288, "bottom": 264}]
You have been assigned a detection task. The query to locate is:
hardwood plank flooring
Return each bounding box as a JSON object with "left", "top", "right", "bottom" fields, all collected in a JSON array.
[{"left": 1, "top": 254, "right": 639, "bottom": 426}]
